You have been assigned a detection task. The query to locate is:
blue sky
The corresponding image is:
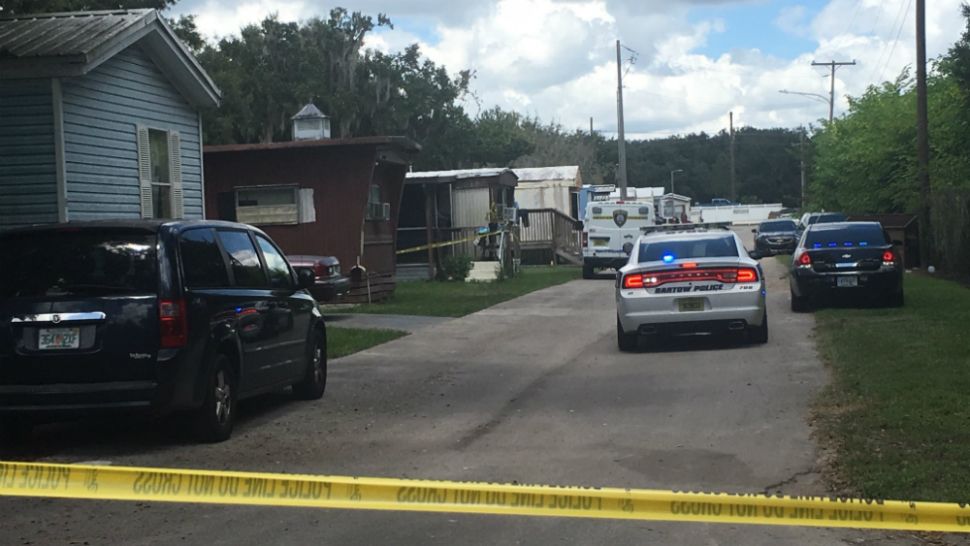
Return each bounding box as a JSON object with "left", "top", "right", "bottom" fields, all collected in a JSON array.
[{"left": 689, "top": 0, "right": 822, "bottom": 60}]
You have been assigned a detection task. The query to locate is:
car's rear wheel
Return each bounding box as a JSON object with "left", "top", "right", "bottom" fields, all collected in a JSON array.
[
  {"left": 582, "top": 263, "right": 595, "bottom": 279},
  {"left": 790, "top": 289, "right": 809, "bottom": 313},
  {"left": 294, "top": 330, "right": 327, "bottom": 400},
  {"left": 749, "top": 312, "right": 768, "bottom": 344},
  {"left": 617, "top": 317, "right": 638, "bottom": 352},
  {"left": 192, "top": 353, "right": 237, "bottom": 443}
]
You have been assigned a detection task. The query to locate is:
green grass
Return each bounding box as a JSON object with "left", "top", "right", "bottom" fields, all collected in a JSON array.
[
  {"left": 326, "top": 326, "right": 407, "bottom": 359},
  {"left": 774, "top": 254, "right": 792, "bottom": 268},
  {"left": 814, "top": 273, "right": 970, "bottom": 502},
  {"left": 341, "top": 265, "right": 581, "bottom": 317}
]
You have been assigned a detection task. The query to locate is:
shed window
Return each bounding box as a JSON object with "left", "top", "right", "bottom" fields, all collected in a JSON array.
[
  {"left": 236, "top": 187, "right": 299, "bottom": 225},
  {"left": 366, "top": 184, "right": 389, "bottom": 221},
  {"left": 137, "top": 126, "right": 183, "bottom": 219}
]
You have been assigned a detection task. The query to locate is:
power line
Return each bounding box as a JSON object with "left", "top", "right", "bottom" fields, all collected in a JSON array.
[
  {"left": 880, "top": 0, "right": 913, "bottom": 82},
  {"left": 869, "top": 0, "right": 910, "bottom": 84}
]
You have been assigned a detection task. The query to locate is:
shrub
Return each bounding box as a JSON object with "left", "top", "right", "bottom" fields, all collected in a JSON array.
[{"left": 440, "top": 254, "right": 473, "bottom": 281}]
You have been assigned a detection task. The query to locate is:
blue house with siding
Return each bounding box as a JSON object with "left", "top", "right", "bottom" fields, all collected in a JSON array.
[{"left": 0, "top": 9, "right": 220, "bottom": 226}]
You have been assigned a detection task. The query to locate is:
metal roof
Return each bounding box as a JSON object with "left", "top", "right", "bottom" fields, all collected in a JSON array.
[
  {"left": 291, "top": 103, "right": 328, "bottom": 120},
  {"left": 405, "top": 168, "right": 514, "bottom": 180},
  {"left": 511, "top": 166, "right": 579, "bottom": 182},
  {"left": 0, "top": 9, "right": 149, "bottom": 59},
  {"left": 0, "top": 9, "right": 220, "bottom": 108},
  {"left": 204, "top": 136, "right": 421, "bottom": 154}
]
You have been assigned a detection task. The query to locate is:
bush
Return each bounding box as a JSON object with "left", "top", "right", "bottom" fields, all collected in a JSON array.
[{"left": 439, "top": 255, "right": 473, "bottom": 281}]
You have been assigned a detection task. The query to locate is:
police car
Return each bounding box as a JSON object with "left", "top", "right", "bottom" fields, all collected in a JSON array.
[{"left": 615, "top": 223, "right": 767, "bottom": 351}]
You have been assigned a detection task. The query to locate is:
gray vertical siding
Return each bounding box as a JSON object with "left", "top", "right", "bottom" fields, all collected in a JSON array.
[
  {"left": 61, "top": 44, "right": 203, "bottom": 220},
  {"left": 0, "top": 79, "right": 58, "bottom": 227}
]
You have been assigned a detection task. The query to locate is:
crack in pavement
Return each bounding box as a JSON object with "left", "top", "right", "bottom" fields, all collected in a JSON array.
[{"left": 762, "top": 467, "right": 818, "bottom": 495}]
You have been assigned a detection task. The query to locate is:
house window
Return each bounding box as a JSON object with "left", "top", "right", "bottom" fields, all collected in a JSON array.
[
  {"left": 149, "top": 129, "right": 171, "bottom": 218},
  {"left": 236, "top": 187, "right": 299, "bottom": 225},
  {"left": 137, "top": 126, "right": 183, "bottom": 219}
]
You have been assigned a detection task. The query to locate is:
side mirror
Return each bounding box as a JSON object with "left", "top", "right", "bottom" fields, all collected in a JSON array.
[
  {"left": 295, "top": 267, "right": 316, "bottom": 290},
  {"left": 748, "top": 250, "right": 764, "bottom": 260}
]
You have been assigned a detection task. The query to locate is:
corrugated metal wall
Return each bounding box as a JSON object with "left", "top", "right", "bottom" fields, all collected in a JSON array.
[
  {"left": 0, "top": 79, "right": 58, "bottom": 227},
  {"left": 61, "top": 44, "right": 203, "bottom": 220},
  {"left": 452, "top": 187, "right": 489, "bottom": 228}
]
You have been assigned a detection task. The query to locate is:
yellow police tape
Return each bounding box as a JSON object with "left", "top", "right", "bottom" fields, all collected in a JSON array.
[
  {"left": 395, "top": 229, "right": 505, "bottom": 256},
  {"left": 2, "top": 461, "right": 970, "bottom": 532}
]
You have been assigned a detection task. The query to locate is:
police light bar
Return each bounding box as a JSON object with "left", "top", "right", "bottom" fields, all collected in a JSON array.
[{"left": 640, "top": 222, "right": 732, "bottom": 234}]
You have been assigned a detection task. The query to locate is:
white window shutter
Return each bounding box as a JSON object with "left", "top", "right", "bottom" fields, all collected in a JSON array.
[
  {"left": 136, "top": 125, "right": 153, "bottom": 218},
  {"left": 168, "top": 130, "right": 184, "bottom": 218}
]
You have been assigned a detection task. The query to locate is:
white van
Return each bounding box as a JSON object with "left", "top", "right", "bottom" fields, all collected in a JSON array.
[{"left": 581, "top": 200, "right": 656, "bottom": 278}]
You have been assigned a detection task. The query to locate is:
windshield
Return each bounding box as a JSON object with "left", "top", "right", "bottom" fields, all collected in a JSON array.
[
  {"left": 0, "top": 230, "right": 158, "bottom": 299},
  {"left": 805, "top": 225, "right": 887, "bottom": 248},
  {"left": 759, "top": 220, "right": 796, "bottom": 232},
  {"left": 639, "top": 235, "right": 739, "bottom": 262}
]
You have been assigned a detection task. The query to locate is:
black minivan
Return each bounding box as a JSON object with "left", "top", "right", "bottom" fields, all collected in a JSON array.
[{"left": 0, "top": 220, "right": 327, "bottom": 442}]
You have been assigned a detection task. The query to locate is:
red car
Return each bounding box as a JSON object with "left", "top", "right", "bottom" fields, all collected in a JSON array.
[{"left": 286, "top": 255, "right": 350, "bottom": 302}]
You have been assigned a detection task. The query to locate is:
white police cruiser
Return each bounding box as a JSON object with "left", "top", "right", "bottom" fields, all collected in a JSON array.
[{"left": 615, "top": 223, "right": 767, "bottom": 351}]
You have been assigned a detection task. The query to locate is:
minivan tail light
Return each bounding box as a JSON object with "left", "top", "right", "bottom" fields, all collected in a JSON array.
[
  {"left": 623, "top": 274, "right": 644, "bottom": 289},
  {"left": 159, "top": 298, "right": 187, "bottom": 349}
]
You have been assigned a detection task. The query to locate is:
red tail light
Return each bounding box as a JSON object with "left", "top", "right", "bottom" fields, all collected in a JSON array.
[
  {"left": 623, "top": 267, "right": 758, "bottom": 289},
  {"left": 882, "top": 250, "right": 895, "bottom": 263},
  {"left": 623, "top": 274, "right": 644, "bottom": 289},
  {"left": 736, "top": 267, "right": 758, "bottom": 283},
  {"left": 312, "top": 262, "right": 327, "bottom": 277},
  {"left": 798, "top": 252, "right": 812, "bottom": 266},
  {"left": 582, "top": 232, "right": 589, "bottom": 247},
  {"left": 159, "top": 298, "right": 187, "bottom": 349}
]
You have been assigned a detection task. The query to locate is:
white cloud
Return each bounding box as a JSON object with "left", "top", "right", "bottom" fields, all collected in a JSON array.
[{"left": 172, "top": 0, "right": 970, "bottom": 138}]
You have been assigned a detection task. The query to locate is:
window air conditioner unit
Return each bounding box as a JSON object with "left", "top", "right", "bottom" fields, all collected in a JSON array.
[{"left": 502, "top": 207, "right": 517, "bottom": 222}]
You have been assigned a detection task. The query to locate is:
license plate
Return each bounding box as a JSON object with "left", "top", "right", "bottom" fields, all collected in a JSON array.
[
  {"left": 677, "top": 298, "right": 705, "bottom": 312},
  {"left": 836, "top": 276, "right": 858, "bottom": 288},
  {"left": 592, "top": 239, "right": 609, "bottom": 247},
  {"left": 38, "top": 328, "right": 80, "bottom": 350}
]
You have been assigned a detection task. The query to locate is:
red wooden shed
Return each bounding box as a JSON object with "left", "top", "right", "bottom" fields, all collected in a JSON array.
[{"left": 203, "top": 136, "right": 420, "bottom": 301}]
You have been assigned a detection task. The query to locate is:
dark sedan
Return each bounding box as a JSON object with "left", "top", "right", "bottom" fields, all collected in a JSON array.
[
  {"left": 789, "top": 222, "right": 904, "bottom": 311},
  {"left": 752, "top": 219, "right": 798, "bottom": 255},
  {"left": 287, "top": 255, "right": 350, "bottom": 302}
]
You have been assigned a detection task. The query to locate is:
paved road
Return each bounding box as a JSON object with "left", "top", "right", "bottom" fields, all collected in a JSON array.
[
  {"left": 322, "top": 312, "right": 450, "bottom": 333},
  {"left": 0, "top": 234, "right": 940, "bottom": 545}
]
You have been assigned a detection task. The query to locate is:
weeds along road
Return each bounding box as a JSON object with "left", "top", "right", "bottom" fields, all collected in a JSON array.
[{"left": 0, "top": 232, "right": 924, "bottom": 545}]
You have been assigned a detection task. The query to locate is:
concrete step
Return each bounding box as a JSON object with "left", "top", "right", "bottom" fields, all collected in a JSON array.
[{"left": 466, "top": 261, "right": 500, "bottom": 282}]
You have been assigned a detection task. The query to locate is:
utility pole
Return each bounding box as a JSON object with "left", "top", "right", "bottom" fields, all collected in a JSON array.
[
  {"left": 915, "top": 0, "right": 931, "bottom": 267},
  {"left": 811, "top": 60, "right": 856, "bottom": 123},
  {"left": 800, "top": 130, "right": 807, "bottom": 210},
  {"left": 615, "top": 39, "right": 628, "bottom": 199},
  {"left": 589, "top": 116, "right": 594, "bottom": 137},
  {"left": 729, "top": 112, "right": 736, "bottom": 201}
]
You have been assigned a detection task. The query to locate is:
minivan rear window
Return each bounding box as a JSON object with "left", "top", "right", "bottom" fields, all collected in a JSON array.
[
  {"left": 639, "top": 235, "right": 739, "bottom": 263},
  {"left": 805, "top": 224, "right": 887, "bottom": 248},
  {"left": 0, "top": 230, "right": 157, "bottom": 299}
]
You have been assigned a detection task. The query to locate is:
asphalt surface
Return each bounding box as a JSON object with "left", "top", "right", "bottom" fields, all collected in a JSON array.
[
  {"left": 322, "top": 312, "right": 450, "bottom": 333},
  {"left": 0, "top": 230, "right": 945, "bottom": 545}
]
